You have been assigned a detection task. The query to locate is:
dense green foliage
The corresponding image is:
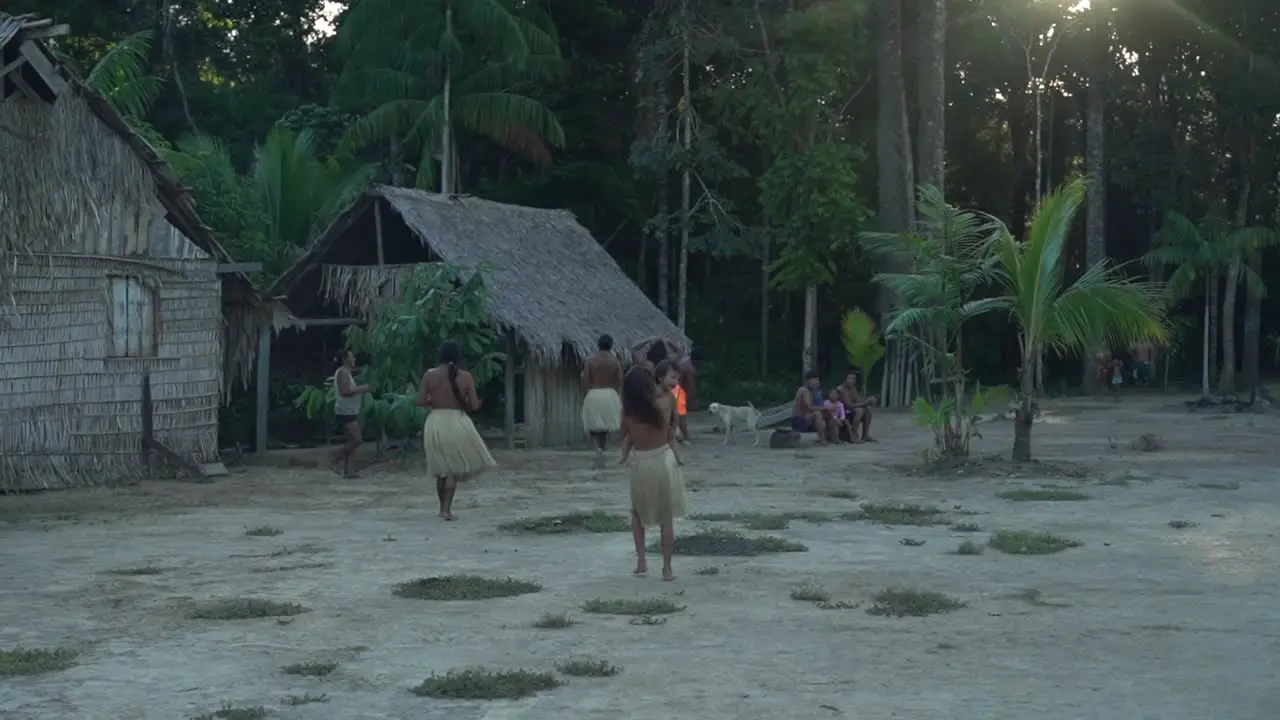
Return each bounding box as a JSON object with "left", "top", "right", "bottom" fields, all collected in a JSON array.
[{"left": 20, "top": 0, "right": 1280, "bottom": 447}]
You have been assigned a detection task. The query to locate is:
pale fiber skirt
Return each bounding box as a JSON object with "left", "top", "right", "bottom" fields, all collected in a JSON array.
[
  {"left": 581, "top": 388, "right": 623, "bottom": 432},
  {"left": 629, "top": 445, "right": 688, "bottom": 527},
  {"left": 422, "top": 409, "right": 497, "bottom": 479}
]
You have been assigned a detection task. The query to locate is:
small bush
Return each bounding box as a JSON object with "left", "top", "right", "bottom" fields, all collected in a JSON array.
[
  {"left": 188, "top": 598, "right": 310, "bottom": 620},
  {"left": 988, "top": 530, "right": 1082, "bottom": 555},
  {"left": 0, "top": 647, "right": 78, "bottom": 676},
  {"left": 954, "top": 540, "right": 984, "bottom": 555},
  {"left": 532, "top": 612, "right": 577, "bottom": 629},
  {"left": 556, "top": 659, "right": 620, "bottom": 677},
  {"left": 497, "top": 512, "right": 630, "bottom": 534},
  {"left": 582, "top": 597, "right": 684, "bottom": 616},
  {"left": 996, "top": 489, "right": 1089, "bottom": 502},
  {"left": 867, "top": 588, "right": 966, "bottom": 617},
  {"left": 392, "top": 576, "right": 541, "bottom": 601},
  {"left": 410, "top": 668, "right": 562, "bottom": 700}
]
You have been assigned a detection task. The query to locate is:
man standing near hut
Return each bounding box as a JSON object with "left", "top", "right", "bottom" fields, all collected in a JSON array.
[{"left": 581, "top": 334, "right": 625, "bottom": 468}]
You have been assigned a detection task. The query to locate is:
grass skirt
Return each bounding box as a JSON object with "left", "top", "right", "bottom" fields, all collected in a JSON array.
[
  {"left": 422, "top": 409, "right": 496, "bottom": 479},
  {"left": 629, "top": 445, "right": 688, "bottom": 527},
  {"left": 581, "top": 388, "right": 623, "bottom": 432}
]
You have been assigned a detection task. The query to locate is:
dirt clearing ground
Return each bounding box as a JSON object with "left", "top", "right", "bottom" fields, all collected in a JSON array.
[{"left": 2, "top": 396, "right": 1278, "bottom": 719}]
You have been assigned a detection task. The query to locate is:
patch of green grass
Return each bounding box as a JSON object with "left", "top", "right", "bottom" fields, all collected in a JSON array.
[
  {"left": 497, "top": 511, "right": 630, "bottom": 534},
  {"left": 556, "top": 658, "right": 620, "bottom": 677},
  {"left": 818, "top": 489, "right": 860, "bottom": 500},
  {"left": 0, "top": 647, "right": 78, "bottom": 676},
  {"left": 282, "top": 692, "right": 329, "bottom": 706},
  {"left": 1168, "top": 519, "right": 1199, "bottom": 529},
  {"left": 996, "top": 489, "right": 1090, "bottom": 502},
  {"left": 952, "top": 522, "right": 982, "bottom": 532},
  {"left": 988, "top": 530, "right": 1082, "bottom": 555},
  {"left": 282, "top": 660, "right": 338, "bottom": 677},
  {"left": 243, "top": 525, "right": 284, "bottom": 537},
  {"left": 532, "top": 612, "right": 577, "bottom": 629},
  {"left": 410, "top": 668, "right": 562, "bottom": 700},
  {"left": 190, "top": 704, "right": 267, "bottom": 720},
  {"left": 187, "top": 598, "right": 310, "bottom": 620},
  {"left": 582, "top": 597, "right": 684, "bottom": 616},
  {"left": 790, "top": 585, "right": 831, "bottom": 603},
  {"left": 850, "top": 503, "right": 950, "bottom": 526},
  {"left": 105, "top": 565, "right": 164, "bottom": 576},
  {"left": 954, "top": 540, "right": 984, "bottom": 555},
  {"left": 660, "top": 528, "right": 808, "bottom": 556},
  {"left": 392, "top": 576, "right": 541, "bottom": 601},
  {"left": 693, "top": 565, "right": 721, "bottom": 576},
  {"left": 867, "top": 588, "right": 966, "bottom": 617},
  {"left": 1198, "top": 481, "right": 1241, "bottom": 491},
  {"left": 690, "top": 511, "right": 837, "bottom": 530}
]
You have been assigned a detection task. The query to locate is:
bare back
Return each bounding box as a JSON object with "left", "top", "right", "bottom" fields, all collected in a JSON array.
[
  {"left": 419, "top": 365, "right": 480, "bottom": 412},
  {"left": 792, "top": 386, "right": 816, "bottom": 417},
  {"left": 582, "top": 352, "right": 624, "bottom": 390},
  {"left": 623, "top": 392, "right": 677, "bottom": 452}
]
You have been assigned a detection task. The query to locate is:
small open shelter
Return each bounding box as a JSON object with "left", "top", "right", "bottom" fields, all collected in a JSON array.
[
  {"left": 268, "top": 185, "right": 689, "bottom": 447},
  {"left": 0, "top": 14, "right": 287, "bottom": 489}
]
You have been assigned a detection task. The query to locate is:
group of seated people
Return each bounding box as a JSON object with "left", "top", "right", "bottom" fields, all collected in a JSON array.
[{"left": 791, "top": 371, "right": 876, "bottom": 445}]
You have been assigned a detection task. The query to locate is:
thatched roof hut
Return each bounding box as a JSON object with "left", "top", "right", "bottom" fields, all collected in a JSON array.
[
  {"left": 0, "top": 14, "right": 286, "bottom": 488},
  {"left": 269, "top": 185, "right": 688, "bottom": 446}
]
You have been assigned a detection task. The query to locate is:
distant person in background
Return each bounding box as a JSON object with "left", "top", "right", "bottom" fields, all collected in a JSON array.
[
  {"left": 581, "top": 334, "right": 625, "bottom": 468},
  {"left": 1130, "top": 341, "right": 1154, "bottom": 386},
  {"left": 620, "top": 362, "right": 687, "bottom": 581},
  {"left": 1094, "top": 346, "right": 1113, "bottom": 393},
  {"left": 331, "top": 350, "right": 371, "bottom": 478},
  {"left": 837, "top": 372, "right": 876, "bottom": 442},
  {"left": 416, "top": 340, "right": 497, "bottom": 521},
  {"left": 790, "top": 371, "right": 831, "bottom": 444},
  {"left": 676, "top": 350, "right": 699, "bottom": 441}
]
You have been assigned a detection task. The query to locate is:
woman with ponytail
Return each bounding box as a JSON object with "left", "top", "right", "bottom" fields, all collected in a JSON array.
[{"left": 416, "top": 340, "right": 496, "bottom": 520}]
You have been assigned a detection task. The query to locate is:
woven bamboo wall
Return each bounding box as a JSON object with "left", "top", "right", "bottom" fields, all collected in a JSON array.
[
  {"left": 523, "top": 360, "right": 587, "bottom": 448},
  {"left": 0, "top": 93, "right": 223, "bottom": 490}
]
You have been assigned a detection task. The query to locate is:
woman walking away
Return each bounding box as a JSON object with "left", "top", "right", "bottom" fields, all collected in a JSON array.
[
  {"left": 416, "top": 340, "right": 497, "bottom": 520},
  {"left": 620, "top": 362, "right": 688, "bottom": 581},
  {"left": 581, "top": 334, "right": 625, "bottom": 469},
  {"left": 331, "top": 351, "right": 370, "bottom": 478}
]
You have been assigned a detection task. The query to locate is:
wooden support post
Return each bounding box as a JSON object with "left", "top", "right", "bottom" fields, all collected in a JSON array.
[
  {"left": 374, "top": 200, "right": 386, "bottom": 265},
  {"left": 140, "top": 372, "right": 154, "bottom": 478},
  {"left": 255, "top": 325, "right": 272, "bottom": 454},
  {"left": 505, "top": 332, "right": 517, "bottom": 449}
]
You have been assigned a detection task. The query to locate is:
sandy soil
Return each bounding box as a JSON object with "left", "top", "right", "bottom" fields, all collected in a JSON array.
[{"left": 1, "top": 395, "right": 1278, "bottom": 720}]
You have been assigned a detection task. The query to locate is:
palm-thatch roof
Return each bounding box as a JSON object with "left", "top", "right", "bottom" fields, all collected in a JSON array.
[
  {"left": 270, "top": 186, "right": 689, "bottom": 364},
  {"left": 0, "top": 13, "right": 289, "bottom": 390}
]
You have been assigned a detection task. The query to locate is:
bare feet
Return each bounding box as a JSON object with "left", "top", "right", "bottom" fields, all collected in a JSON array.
[
  {"left": 662, "top": 567, "right": 675, "bottom": 581},
  {"left": 862, "top": 435, "right": 876, "bottom": 443},
  {"left": 633, "top": 561, "right": 648, "bottom": 576},
  {"left": 442, "top": 512, "right": 458, "bottom": 521}
]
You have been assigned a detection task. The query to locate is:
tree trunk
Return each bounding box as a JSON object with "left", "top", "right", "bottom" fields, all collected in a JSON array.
[
  {"left": 1242, "top": 250, "right": 1261, "bottom": 388},
  {"left": 1201, "top": 287, "right": 1211, "bottom": 396},
  {"left": 1208, "top": 273, "right": 1220, "bottom": 384},
  {"left": 1081, "top": 1, "right": 1108, "bottom": 391},
  {"left": 1012, "top": 348, "right": 1035, "bottom": 461},
  {"left": 915, "top": 0, "right": 945, "bottom": 192},
  {"left": 760, "top": 236, "right": 770, "bottom": 378},
  {"left": 802, "top": 284, "right": 818, "bottom": 376},
  {"left": 439, "top": 5, "right": 455, "bottom": 194},
  {"left": 656, "top": 91, "right": 670, "bottom": 316},
  {"left": 1218, "top": 178, "right": 1249, "bottom": 393},
  {"left": 676, "top": 0, "right": 691, "bottom": 331},
  {"left": 875, "top": 0, "right": 915, "bottom": 407}
]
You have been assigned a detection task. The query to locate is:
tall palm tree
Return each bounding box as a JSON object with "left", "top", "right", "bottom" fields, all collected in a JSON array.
[
  {"left": 334, "top": 0, "right": 566, "bottom": 193},
  {"left": 1144, "top": 211, "right": 1273, "bottom": 396},
  {"left": 994, "top": 179, "right": 1167, "bottom": 461},
  {"left": 165, "top": 128, "right": 376, "bottom": 279},
  {"left": 62, "top": 30, "right": 169, "bottom": 149}
]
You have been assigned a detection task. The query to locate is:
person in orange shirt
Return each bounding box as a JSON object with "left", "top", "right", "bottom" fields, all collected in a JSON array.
[{"left": 671, "top": 381, "right": 688, "bottom": 442}]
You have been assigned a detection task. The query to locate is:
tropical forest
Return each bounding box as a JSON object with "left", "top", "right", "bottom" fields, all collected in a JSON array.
[{"left": 17, "top": 0, "right": 1280, "bottom": 450}]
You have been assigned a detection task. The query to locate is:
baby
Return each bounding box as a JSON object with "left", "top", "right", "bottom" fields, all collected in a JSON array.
[{"left": 824, "top": 389, "right": 849, "bottom": 440}]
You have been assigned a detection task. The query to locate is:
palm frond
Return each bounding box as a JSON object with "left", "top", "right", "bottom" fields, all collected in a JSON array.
[
  {"left": 337, "top": 98, "right": 433, "bottom": 157},
  {"left": 85, "top": 31, "right": 163, "bottom": 118},
  {"left": 452, "top": 92, "right": 566, "bottom": 163}
]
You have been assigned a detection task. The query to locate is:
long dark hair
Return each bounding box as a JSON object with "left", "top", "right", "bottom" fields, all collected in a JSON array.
[
  {"left": 645, "top": 341, "right": 668, "bottom": 367},
  {"left": 439, "top": 340, "right": 463, "bottom": 404},
  {"left": 622, "top": 366, "right": 663, "bottom": 428}
]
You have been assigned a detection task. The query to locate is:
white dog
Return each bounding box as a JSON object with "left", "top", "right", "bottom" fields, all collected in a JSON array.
[{"left": 708, "top": 402, "right": 763, "bottom": 446}]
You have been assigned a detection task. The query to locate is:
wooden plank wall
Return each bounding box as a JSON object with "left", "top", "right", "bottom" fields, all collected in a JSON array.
[{"left": 523, "top": 360, "right": 587, "bottom": 448}]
